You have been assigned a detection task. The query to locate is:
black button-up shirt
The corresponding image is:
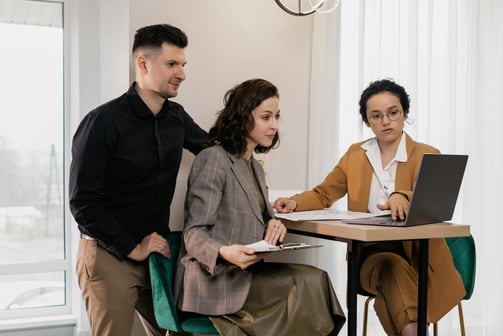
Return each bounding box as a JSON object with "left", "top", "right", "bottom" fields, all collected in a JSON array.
[{"left": 69, "top": 83, "right": 207, "bottom": 257}]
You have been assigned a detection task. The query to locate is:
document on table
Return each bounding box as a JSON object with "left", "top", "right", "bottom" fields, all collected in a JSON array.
[
  {"left": 274, "top": 209, "right": 379, "bottom": 221},
  {"left": 246, "top": 240, "right": 322, "bottom": 253}
]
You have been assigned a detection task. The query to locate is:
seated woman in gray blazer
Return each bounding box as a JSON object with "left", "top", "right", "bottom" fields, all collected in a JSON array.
[{"left": 174, "top": 78, "right": 345, "bottom": 335}]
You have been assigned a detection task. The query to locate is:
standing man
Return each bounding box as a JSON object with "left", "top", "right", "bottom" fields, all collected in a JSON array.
[{"left": 70, "top": 24, "right": 207, "bottom": 336}]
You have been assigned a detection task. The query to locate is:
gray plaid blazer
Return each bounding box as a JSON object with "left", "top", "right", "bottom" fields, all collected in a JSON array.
[{"left": 174, "top": 145, "right": 273, "bottom": 315}]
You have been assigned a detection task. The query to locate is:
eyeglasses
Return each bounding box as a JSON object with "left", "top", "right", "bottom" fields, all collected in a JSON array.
[{"left": 367, "top": 110, "right": 403, "bottom": 125}]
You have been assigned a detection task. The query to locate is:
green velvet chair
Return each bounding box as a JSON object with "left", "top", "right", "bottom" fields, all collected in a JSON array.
[
  {"left": 149, "top": 231, "right": 218, "bottom": 335},
  {"left": 361, "top": 235, "right": 476, "bottom": 336},
  {"left": 433, "top": 234, "right": 476, "bottom": 336}
]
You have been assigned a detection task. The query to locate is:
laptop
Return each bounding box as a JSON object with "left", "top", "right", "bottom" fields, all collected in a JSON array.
[{"left": 342, "top": 153, "right": 468, "bottom": 227}]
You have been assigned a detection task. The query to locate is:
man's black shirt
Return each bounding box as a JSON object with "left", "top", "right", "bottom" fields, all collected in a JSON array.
[{"left": 69, "top": 83, "right": 207, "bottom": 257}]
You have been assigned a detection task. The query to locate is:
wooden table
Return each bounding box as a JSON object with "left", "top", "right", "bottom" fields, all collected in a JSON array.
[{"left": 282, "top": 219, "right": 471, "bottom": 336}]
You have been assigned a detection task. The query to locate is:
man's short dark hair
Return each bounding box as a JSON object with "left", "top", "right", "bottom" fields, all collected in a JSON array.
[{"left": 132, "top": 24, "right": 188, "bottom": 54}]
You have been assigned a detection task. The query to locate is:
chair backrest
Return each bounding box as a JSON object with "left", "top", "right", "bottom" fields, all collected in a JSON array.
[
  {"left": 149, "top": 231, "right": 183, "bottom": 332},
  {"left": 445, "top": 234, "right": 476, "bottom": 300}
]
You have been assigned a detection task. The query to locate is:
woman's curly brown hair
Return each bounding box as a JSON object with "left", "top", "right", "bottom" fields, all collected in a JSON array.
[{"left": 207, "top": 78, "right": 280, "bottom": 155}]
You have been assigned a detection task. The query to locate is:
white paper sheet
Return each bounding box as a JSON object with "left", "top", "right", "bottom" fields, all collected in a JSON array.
[{"left": 274, "top": 209, "right": 379, "bottom": 221}]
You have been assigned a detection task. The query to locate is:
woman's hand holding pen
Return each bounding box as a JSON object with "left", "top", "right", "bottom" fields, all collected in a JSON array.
[{"left": 274, "top": 198, "right": 297, "bottom": 213}]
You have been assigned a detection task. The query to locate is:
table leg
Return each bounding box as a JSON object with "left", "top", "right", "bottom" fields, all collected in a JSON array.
[
  {"left": 417, "top": 239, "right": 429, "bottom": 335},
  {"left": 347, "top": 240, "right": 359, "bottom": 336}
]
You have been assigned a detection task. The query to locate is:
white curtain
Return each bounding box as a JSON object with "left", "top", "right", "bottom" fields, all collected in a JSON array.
[{"left": 309, "top": 0, "right": 503, "bottom": 334}]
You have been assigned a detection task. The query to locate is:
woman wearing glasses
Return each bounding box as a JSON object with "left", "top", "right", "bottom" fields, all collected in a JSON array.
[{"left": 274, "top": 79, "right": 465, "bottom": 336}]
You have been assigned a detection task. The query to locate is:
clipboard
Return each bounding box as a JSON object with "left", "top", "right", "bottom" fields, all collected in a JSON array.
[{"left": 246, "top": 240, "right": 323, "bottom": 253}]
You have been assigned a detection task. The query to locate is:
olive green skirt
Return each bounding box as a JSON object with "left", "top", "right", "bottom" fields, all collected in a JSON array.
[{"left": 209, "top": 262, "right": 345, "bottom": 336}]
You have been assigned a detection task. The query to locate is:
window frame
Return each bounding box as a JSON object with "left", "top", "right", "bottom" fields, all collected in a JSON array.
[{"left": 0, "top": 0, "right": 72, "bottom": 323}]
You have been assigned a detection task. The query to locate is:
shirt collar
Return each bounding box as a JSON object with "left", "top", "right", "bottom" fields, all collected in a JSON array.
[
  {"left": 361, "top": 131, "right": 408, "bottom": 163},
  {"left": 395, "top": 132, "right": 408, "bottom": 161},
  {"left": 126, "top": 82, "right": 172, "bottom": 119}
]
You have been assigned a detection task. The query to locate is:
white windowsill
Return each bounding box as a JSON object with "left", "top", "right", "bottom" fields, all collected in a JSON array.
[{"left": 0, "top": 314, "right": 76, "bottom": 331}]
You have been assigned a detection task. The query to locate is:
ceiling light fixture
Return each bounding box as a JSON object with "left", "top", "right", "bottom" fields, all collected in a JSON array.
[{"left": 274, "top": 0, "right": 340, "bottom": 16}]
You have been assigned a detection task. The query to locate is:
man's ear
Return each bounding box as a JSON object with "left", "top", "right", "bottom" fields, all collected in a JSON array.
[{"left": 136, "top": 54, "right": 148, "bottom": 75}]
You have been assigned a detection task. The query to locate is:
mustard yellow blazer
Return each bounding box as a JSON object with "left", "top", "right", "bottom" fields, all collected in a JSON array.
[{"left": 291, "top": 134, "right": 465, "bottom": 321}]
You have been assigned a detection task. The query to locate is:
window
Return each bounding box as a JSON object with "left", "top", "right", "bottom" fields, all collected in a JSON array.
[{"left": 0, "top": 0, "right": 68, "bottom": 320}]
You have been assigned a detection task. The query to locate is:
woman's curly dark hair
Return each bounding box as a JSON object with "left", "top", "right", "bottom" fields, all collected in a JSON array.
[
  {"left": 359, "top": 78, "right": 410, "bottom": 124},
  {"left": 207, "top": 78, "right": 280, "bottom": 155}
]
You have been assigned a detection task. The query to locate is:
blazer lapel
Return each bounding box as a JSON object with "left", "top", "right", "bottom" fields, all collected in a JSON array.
[
  {"left": 395, "top": 134, "right": 417, "bottom": 191},
  {"left": 251, "top": 158, "right": 275, "bottom": 218},
  {"left": 228, "top": 153, "right": 265, "bottom": 225}
]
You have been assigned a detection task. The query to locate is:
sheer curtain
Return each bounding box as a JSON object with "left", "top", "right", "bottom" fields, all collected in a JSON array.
[{"left": 309, "top": 0, "right": 502, "bottom": 334}]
